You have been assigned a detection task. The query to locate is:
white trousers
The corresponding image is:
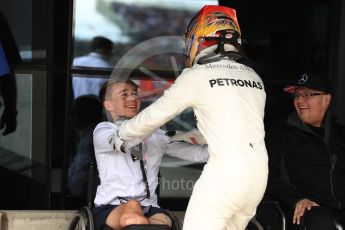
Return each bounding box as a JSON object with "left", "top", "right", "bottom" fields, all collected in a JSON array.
[{"left": 182, "top": 155, "right": 268, "bottom": 230}]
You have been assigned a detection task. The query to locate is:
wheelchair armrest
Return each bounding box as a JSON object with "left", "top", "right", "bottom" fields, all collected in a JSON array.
[
  {"left": 261, "top": 200, "right": 286, "bottom": 230},
  {"left": 121, "top": 224, "right": 170, "bottom": 230}
]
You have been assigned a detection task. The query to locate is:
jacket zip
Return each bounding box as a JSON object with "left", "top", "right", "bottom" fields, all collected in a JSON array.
[
  {"left": 327, "top": 146, "right": 342, "bottom": 209},
  {"left": 315, "top": 133, "right": 342, "bottom": 209}
]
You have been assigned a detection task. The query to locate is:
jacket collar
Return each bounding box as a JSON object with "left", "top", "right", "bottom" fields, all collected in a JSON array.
[
  {"left": 286, "top": 111, "right": 315, "bottom": 135},
  {"left": 286, "top": 111, "right": 331, "bottom": 143}
]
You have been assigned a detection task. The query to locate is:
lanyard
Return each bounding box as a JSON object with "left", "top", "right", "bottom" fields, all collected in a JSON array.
[{"left": 118, "top": 143, "right": 150, "bottom": 204}]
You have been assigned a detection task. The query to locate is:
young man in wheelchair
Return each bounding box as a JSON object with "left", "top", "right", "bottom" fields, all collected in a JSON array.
[
  {"left": 266, "top": 73, "right": 345, "bottom": 229},
  {"left": 92, "top": 79, "right": 208, "bottom": 230}
]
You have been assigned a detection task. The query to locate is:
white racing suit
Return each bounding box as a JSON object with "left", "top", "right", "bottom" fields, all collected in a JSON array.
[{"left": 118, "top": 59, "right": 268, "bottom": 230}]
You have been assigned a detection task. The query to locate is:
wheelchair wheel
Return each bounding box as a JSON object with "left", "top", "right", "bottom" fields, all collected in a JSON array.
[
  {"left": 246, "top": 217, "right": 264, "bottom": 230},
  {"left": 165, "top": 210, "right": 183, "bottom": 230},
  {"left": 68, "top": 206, "right": 94, "bottom": 230}
]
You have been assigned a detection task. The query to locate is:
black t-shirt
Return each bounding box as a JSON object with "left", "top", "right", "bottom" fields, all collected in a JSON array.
[{"left": 308, "top": 124, "right": 325, "bottom": 138}]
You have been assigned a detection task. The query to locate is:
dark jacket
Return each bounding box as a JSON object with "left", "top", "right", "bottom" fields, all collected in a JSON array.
[{"left": 266, "top": 112, "right": 345, "bottom": 211}]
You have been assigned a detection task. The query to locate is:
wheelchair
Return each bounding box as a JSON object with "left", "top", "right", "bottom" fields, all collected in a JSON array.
[
  {"left": 254, "top": 197, "right": 343, "bottom": 230},
  {"left": 67, "top": 162, "right": 183, "bottom": 230},
  {"left": 66, "top": 160, "right": 270, "bottom": 230},
  {"left": 255, "top": 198, "right": 287, "bottom": 230},
  {"left": 246, "top": 217, "right": 265, "bottom": 230},
  {"left": 67, "top": 161, "right": 97, "bottom": 230}
]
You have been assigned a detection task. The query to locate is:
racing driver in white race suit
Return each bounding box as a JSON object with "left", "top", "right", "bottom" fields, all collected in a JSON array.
[{"left": 114, "top": 5, "right": 268, "bottom": 230}]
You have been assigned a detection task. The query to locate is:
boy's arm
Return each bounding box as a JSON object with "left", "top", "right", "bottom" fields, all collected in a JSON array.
[{"left": 165, "top": 141, "right": 209, "bottom": 163}]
